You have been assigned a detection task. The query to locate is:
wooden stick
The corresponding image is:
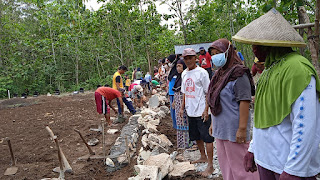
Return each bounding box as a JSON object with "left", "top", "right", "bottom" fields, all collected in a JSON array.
[
  {"left": 74, "top": 129, "right": 95, "bottom": 155},
  {"left": 5, "top": 138, "right": 16, "bottom": 166},
  {"left": 293, "top": 22, "right": 317, "bottom": 29},
  {"left": 101, "top": 120, "right": 106, "bottom": 164},
  {"left": 45, "top": 126, "right": 72, "bottom": 172},
  {"left": 54, "top": 137, "right": 65, "bottom": 179}
]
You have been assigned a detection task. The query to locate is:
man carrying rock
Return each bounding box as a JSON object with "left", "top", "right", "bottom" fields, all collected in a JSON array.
[
  {"left": 95, "top": 86, "right": 124, "bottom": 126},
  {"left": 180, "top": 48, "right": 214, "bottom": 177}
]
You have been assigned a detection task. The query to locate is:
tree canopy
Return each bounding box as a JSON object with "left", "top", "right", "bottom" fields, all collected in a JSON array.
[{"left": 0, "top": 0, "right": 317, "bottom": 98}]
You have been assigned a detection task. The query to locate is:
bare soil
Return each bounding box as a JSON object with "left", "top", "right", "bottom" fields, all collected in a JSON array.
[
  {"left": 0, "top": 92, "right": 134, "bottom": 180},
  {"left": 0, "top": 93, "right": 222, "bottom": 180}
]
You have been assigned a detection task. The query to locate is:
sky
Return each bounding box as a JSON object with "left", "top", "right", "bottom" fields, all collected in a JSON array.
[{"left": 84, "top": 0, "right": 192, "bottom": 29}]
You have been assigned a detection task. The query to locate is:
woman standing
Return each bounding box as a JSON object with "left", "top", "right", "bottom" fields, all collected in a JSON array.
[
  {"left": 207, "top": 39, "right": 259, "bottom": 180},
  {"left": 233, "top": 9, "right": 320, "bottom": 180},
  {"left": 172, "top": 59, "right": 192, "bottom": 149},
  {"left": 167, "top": 54, "right": 179, "bottom": 129}
]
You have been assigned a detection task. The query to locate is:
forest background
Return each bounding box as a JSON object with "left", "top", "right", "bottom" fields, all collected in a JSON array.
[{"left": 0, "top": 0, "right": 318, "bottom": 98}]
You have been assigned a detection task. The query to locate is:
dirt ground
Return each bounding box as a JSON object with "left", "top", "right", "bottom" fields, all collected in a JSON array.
[
  {"left": 0, "top": 92, "right": 137, "bottom": 180},
  {"left": 0, "top": 92, "right": 222, "bottom": 180}
]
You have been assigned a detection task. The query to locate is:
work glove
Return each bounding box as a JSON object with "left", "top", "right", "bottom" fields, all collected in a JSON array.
[
  {"left": 279, "top": 171, "right": 301, "bottom": 180},
  {"left": 243, "top": 151, "right": 257, "bottom": 172}
]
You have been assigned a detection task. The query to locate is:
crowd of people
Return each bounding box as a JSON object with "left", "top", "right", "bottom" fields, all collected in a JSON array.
[{"left": 94, "top": 9, "right": 320, "bottom": 180}]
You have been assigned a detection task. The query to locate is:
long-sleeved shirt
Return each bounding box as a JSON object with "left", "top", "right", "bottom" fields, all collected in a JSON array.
[{"left": 249, "top": 76, "right": 320, "bottom": 177}]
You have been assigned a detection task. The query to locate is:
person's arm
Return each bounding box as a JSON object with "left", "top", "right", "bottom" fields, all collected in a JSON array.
[
  {"left": 108, "top": 99, "right": 117, "bottom": 114},
  {"left": 234, "top": 74, "right": 252, "bottom": 144},
  {"left": 236, "top": 100, "right": 250, "bottom": 143},
  {"left": 202, "top": 71, "right": 210, "bottom": 121},
  {"left": 180, "top": 93, "right": 185, "bottom": 117},
  {"left": 244, "top": 140, "right": 257, "bottom": 172},
  {"left": 115, "top": 76, "right": 121, "bottom": 90},
  {"left": 282, "top": 77, "right": 319, "bottom": 177},
  {"left": 202, "top": 96, "right": 209, "bottom": 122}
]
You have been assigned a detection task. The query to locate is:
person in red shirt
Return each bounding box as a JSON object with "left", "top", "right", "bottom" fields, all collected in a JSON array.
[
  {"left": 199, "top": 47, "right": 213, "bottom": 79},
  {"left": 95, "top": 86, "right": 124, "bottom": 126}
]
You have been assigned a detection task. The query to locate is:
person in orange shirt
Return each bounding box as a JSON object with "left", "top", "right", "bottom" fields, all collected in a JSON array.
[
  {"left": 125, "top": 75, "right": 131, "bottom": 91},
  {"left": 95, "top": 86, "right": 124, "bottom": 126}
]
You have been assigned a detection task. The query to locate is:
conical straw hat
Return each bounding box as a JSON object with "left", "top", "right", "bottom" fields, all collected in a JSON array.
[{"left": 232, "top": 8, "right": 306, "bottom": 47}]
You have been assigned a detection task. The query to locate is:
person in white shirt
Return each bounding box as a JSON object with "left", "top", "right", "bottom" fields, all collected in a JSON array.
[
  {"left": 180, "top": 48, "right": 214, "bottom": 177},
  {"left": 232, "top": 9, "right": 320, "bottom": 180}
]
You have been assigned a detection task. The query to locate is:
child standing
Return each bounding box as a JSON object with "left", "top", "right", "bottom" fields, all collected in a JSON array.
[{"left": 125, "top": 75, "right": 131, "bottom": 91}]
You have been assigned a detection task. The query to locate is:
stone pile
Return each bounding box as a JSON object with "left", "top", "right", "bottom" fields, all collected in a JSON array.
[
  {"left": 128, "top": 94, "right": 199, "bottom": 180},
  {"left": 106, "top": 93, "right": 222, "bottom": 179}
]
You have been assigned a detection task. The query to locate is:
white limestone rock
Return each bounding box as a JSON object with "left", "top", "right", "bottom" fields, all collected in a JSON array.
[
  {"left": 144, "top": 153, "right": 173, "bottom": 179},
  {"left": 140, "top": 150, "right": 152, "bottom": 161},
  {"left": 169, "top": 162, "right": 195, "bottom": 178},
  {"left": 105, "top": 158, "right": 115, "bottom": 167},
  {"left": 129, "top": 165, "right": 161, "bottom": 180},
  {"left": 149, "top": 95, "right": 160, "bottom": 108}
]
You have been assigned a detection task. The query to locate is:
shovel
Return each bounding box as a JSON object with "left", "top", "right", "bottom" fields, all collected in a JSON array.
[{"left": 4, "top": 137, "right": 18, "bottom": 176}]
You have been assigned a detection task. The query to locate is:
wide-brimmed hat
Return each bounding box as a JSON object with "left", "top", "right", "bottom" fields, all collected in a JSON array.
[{"left": 232, "top": 8, "right": 306, "bottom": 47}]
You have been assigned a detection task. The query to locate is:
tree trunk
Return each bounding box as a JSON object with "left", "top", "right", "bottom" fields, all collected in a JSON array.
[
  {"left": 314, "top": 0, "right": 320, "bottom": 75},
  {"left": 47, "top": 12, "right": 56, "bottom": 66},
  {"left": 298, "top": 6, "right": 320, "bottom": 75},
  {"left": 177, "top": 0, "right": 187, "bottom": 44},
  {"left": 116, "top": 22, "right": 124, "bottom": 65},
  {"left": 0, "top": 0, "right": 2, "bottom": 67},
  {"left": 298, "top": 6, "right": 306, "bottom": 55},
  {"left": 75, "top": 41, "right": 79, "bottom": 86},
  {"left": 140, "top": 1, "right": 152, "bottom": 74},
  {"left": 96, "top": 54, "right": 101, "bottom": 79}
]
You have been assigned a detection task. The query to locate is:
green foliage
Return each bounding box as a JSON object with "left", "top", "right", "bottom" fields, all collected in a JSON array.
[{"left": 0, "top": 0, "right": 317, "bottom": 98}]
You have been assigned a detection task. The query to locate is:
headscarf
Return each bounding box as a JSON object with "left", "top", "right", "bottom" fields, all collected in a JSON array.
[
  {"left": 173, "top": 59, "right": 187, "bottom": 92},
  {"left": 167, "top": 54, "right": 180, "bottom": 81},
  {"left": 254, "top": 46, "right": 320, "bottom": 128},
  {"left": 207, "top": 39, "right": 255, "bottom": 116}
]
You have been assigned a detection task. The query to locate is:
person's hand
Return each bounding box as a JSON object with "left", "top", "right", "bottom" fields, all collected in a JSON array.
[
  {"left": 243, "top": 152, "right": 257, "bottom": 172},
  {"left": 236, "top": 128, "right": 247, "bottom": 144},
  {"left": 279, "top": 171, "right": 301, "bottom": 180},
  {"left": 201, "top": 110, "right": 209, "bottom": 122},
  {"left": 209, "top": 125, "right": 212, "bottom": 135}
]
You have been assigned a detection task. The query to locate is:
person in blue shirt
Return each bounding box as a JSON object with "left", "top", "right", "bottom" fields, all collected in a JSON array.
[{"left": 234, "top": 46, "right": 245, "bottom": 64}]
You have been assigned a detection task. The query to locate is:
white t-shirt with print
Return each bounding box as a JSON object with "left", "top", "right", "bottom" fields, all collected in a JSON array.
[{"left": 181, "top": 66, "right": 210, "bottom": 117}]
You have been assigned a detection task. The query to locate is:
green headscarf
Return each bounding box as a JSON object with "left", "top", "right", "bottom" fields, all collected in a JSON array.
[{"left": 254, "top": 47, "right": 320, "bottom": 129}]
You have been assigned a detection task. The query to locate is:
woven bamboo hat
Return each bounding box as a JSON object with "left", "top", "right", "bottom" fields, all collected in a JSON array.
[{"left": 232, "top": 8, "right": 306, "bottom": 47}]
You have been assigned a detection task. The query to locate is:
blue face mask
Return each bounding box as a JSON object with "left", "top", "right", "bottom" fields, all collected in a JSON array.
[{"left": 211, "top": 43, "right": 231, "bottom": 68}]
